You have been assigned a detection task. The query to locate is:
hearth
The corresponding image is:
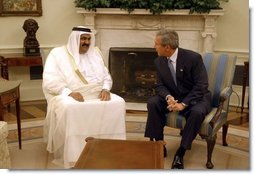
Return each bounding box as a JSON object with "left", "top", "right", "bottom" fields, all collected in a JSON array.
[{"left": 109, "top": 47, "right": 157, "bottom": 103}]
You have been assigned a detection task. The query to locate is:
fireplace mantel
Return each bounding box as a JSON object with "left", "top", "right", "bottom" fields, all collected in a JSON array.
[
  {"left": 77, "top": 8, "right": 224, "bottom": 66},
  {"left": 76, "top": 8, "right": 224, "bottom": 16}
]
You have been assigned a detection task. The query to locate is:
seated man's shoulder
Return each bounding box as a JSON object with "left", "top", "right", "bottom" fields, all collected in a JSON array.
[
  {"left": 181, "top": 48, "right": 199, "bottom": 55},
  {"left": 181, "top": 48, "right": 201, "bottom": 60},
  {"left": 49, "top": 46, "right": 66, "bottom": 55},
  {"left": 52, "top": 46, "right": 65, "bottom": 52}
]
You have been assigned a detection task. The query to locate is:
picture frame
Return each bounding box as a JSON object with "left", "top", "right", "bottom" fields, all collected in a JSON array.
[{"left": 0, "top": 0, "right": 42, "bottom": 16}]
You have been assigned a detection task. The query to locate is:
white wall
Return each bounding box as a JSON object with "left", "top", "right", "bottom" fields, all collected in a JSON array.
[
  {"left": 215, "top": 0, "right": 249, "bottom": 107},
  {"left": 0, "top": 0, "right": 249, "bottom": 104},
  {"left": 0, "top": 0, "right": 84, "bottom": 51},
  {"left": 216, "top": 0, "right": 249, "bottom": 53}
]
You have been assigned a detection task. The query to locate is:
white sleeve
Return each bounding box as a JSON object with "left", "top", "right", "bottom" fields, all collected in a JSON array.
[
  {"left": 95, "top": 47, "right": 113, "bottom": 91},
  {"left": 42, "top": 49, "right": 72, "bottom": 96}
]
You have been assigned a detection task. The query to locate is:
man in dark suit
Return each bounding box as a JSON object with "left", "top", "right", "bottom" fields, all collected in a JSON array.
[{"left": 144, "top": 29, "right": 212, "bottom": 169}]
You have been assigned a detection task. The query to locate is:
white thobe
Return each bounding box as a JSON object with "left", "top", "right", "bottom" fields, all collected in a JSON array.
[{"left": 43, "top": 46, "right": 126, "bottom": 168}]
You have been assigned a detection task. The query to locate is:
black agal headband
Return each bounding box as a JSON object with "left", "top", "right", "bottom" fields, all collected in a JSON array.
[{"left": 72, "top": 27, "right": 91, "bottom": 33}]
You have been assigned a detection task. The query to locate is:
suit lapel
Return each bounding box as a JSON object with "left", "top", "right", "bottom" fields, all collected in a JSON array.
[{"left": 176, "top": 49, "right": 185, "bottom": 83}]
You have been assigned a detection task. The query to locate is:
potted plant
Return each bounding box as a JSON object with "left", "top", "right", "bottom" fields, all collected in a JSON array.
[{"left": 74, "top": 0, "right": 228, "bottom": 15}]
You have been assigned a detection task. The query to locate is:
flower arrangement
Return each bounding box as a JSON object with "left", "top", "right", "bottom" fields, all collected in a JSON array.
[{"left": 74, "top": 0, "right": 228, "bottom": 14}]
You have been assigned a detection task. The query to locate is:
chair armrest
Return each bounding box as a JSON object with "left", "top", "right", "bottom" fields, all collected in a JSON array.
[
  {"left": 220, "top": 86, "right": 233, "bottom": 101},
  {"left": 209, "top": 86, "right": 232, "bottom": 128}
]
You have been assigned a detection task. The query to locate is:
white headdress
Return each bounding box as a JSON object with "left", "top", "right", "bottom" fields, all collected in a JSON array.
[
  {"left": 66, "top": 26, "right": 96, "bottom": 65},
  {"left": 66, "top": 26, "right": 106, "bottom": 84}
]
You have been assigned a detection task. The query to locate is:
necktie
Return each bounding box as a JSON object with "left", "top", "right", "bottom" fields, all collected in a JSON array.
[{"left": 168, "top": 59, "right": 177, "bottom": 85}]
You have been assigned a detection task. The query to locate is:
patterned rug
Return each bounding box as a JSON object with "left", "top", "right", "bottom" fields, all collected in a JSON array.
[
  {"left": 126, "top": 110, "right": 249, "bottom": 153},
  {"left": 5, "top": 101, "right": 249, "bottom": 153}
]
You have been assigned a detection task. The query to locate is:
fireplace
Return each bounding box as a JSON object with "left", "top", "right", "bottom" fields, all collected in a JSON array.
[
  {"left": 109, "top": 47, "right": 157, "bottom": 103},
  {"left": 77, "top": 8, "right": 225, "bottom": 107}
]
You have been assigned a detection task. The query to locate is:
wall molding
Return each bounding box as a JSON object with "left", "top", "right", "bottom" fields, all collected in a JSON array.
[
  {"left": 214, "top": 48, "right": 249, "bottom": 54},
  {"left": 214, "top": 49, "right": 249, "bottom": 65}
]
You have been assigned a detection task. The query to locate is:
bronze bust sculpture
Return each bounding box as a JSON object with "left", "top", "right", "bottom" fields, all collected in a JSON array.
[{"left": 23, "top": 19, "right": 40, "bottom": 56}]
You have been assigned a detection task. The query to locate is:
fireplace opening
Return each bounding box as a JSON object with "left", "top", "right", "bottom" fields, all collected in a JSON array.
[{"left": 109, "top": 47, "right": 157, "bottom": 103}]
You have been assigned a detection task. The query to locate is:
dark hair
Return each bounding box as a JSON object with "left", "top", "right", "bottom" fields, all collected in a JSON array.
[{"left": 156, "top": 29, "right": 179, "bottom": 49}]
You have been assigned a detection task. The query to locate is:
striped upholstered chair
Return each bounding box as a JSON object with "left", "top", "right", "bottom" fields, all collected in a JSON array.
[{"left": 165, "top": 53, "right": 237, "bottom": 169}]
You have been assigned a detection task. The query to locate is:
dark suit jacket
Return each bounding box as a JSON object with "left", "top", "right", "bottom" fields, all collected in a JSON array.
[{"left": 155, "top": 48, "right": 211, "bottom": 106}]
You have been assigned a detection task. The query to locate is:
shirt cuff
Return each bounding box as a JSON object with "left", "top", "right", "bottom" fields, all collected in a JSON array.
[
  {"left": 165, "top": 94, "right": 171, "bottom": 101},
  {"left": 61, "top": 88, "right": 72, "bottom": 96},
  {"left": 102, "top": 84, "right": 111, "bottom": 91},
  {"left": 181, "top": 102, "right": 188, "bottom": 107}
]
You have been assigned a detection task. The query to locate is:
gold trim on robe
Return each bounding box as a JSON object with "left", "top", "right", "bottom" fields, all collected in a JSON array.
[{"left": 65, "top": 46, "right": 88, "bottom": 84}]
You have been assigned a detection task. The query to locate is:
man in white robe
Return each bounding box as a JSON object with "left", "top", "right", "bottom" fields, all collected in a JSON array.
[{"left": 43, "top": 26, "right": 126, "bottom": 168}]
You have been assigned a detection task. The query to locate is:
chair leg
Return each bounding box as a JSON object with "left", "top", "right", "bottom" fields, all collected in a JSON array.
[
  {"left": 222, "top": 123, "right": 228, "bottom": 146},
  {"left": 205, "top": 134, "right": 217, "bottom": 169}
]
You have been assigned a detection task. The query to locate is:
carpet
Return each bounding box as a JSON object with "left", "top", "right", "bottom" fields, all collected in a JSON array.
[
  {"left": 8, "top": 133, "right": 249, "bottom": 169},
  {"left": 5, "top": 101, "right": 249, "bottom": 169}
]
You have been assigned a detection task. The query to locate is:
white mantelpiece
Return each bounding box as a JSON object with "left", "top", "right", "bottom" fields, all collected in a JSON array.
[{"left": 77, "top": 8, "right": 224, "bottom": 66}]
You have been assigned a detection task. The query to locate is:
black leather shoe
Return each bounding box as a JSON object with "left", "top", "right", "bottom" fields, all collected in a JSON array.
[
  {"left": 171, "top": 155, "right": 184, "bottom": 169},
  {"left": 164, "top": 146, "right": 167, "bottom": 158}
]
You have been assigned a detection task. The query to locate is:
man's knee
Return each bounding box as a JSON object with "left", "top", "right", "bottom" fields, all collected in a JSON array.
[
  {"left": 189, "top": 110, "right": 205, "bottom": 123},
  {"left": 147, "top": 96, "right": 161, "bottom": 109}
]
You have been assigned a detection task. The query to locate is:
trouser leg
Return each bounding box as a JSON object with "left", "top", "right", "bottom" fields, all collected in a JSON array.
[
  {"left": 144, "top": 95, "right": 168, "bottom": 140},
  {"left": 180, "top": 109, "right": 206, "bottom": 149}
]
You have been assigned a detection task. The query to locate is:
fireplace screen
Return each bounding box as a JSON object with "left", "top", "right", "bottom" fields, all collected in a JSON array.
[{"left": 109, "top": 47, "right": 158, "bottom": 103}]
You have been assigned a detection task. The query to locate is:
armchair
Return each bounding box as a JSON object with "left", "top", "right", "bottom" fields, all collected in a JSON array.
[{"left": 165, "top": 53, "right": 237, "bottom": 169}]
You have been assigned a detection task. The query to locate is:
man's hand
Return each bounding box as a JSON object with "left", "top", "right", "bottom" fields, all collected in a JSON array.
[
  {"left": 99, "top": 89, "right": 111, "bottom": 101},
  {"left": 167, "top": 96, "right": 177, "bottom": 111},
  {"left": 167, "top": 96, "right": 186, "bottom": 112},
  {"left": 68, "top": 92, "right": 84, "bottom": 102},
  {"left": 168, "top": 102, "right": 185, "bottom": 112}
]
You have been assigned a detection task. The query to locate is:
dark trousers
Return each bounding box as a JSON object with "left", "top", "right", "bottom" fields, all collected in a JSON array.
[{"left": 144, "top": 95, "right": 211, "bottom": 149}]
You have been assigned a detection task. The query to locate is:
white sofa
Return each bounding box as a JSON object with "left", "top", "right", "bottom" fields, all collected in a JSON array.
[{"left": 0, "top": 121, "right": 11, "bottom": 168}]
